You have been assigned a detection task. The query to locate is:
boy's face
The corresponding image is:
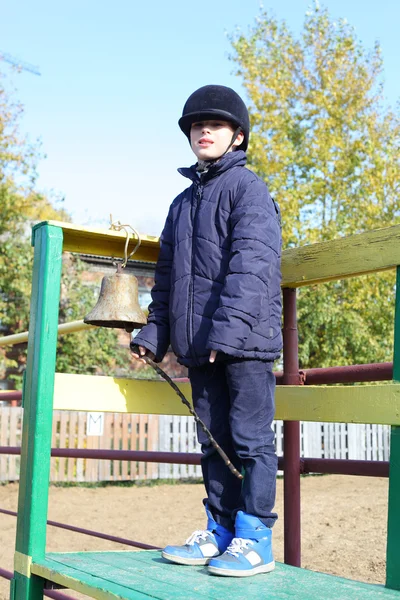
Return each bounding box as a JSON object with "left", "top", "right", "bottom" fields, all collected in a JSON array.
[{"left": 190, "top": 120, "right": 244, "bottom": 161}]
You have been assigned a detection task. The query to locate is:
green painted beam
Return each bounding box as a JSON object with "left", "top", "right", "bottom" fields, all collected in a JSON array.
[
  {"left": 30, "top": 551, "right": 400, "bottom": 600},
  {"left": 387, "top": 427, "right": 400, "bottom": 591},
  {"left": 393, "top": 266, "right": 400, "bottom": 383},
  {"left": 11, "top": 224, "right": 64, "bottom": 600},
  {"left": 386, "top": 266, "right": 400, "bottom": 591}
]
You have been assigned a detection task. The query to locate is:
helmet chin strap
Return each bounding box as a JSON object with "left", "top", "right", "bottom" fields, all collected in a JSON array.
[
  {"left": 221, "top": 126, "right": 242, "bottom": 158},
  {"left": 196, "top": 126, "right": 242, "bottom": 173}
]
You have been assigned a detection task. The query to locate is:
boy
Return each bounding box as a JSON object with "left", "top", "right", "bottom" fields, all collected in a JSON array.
[{"left": 132, "top": 85, "right": 282, "bottom": 577}]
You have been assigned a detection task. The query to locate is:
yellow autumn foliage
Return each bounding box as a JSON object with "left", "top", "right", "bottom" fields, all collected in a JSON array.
[{"left": 231, "top": 2, "right": 400, "bottom": 367}]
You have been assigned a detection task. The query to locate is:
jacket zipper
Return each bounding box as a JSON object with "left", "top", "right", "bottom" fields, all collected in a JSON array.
[{"left": 187, "top": 181, "right": 203, "bottom": 363}]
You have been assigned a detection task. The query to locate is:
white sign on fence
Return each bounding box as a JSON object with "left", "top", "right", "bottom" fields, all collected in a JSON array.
[{"left": 86, "top": 412, "right": 104, "bottom": 436}]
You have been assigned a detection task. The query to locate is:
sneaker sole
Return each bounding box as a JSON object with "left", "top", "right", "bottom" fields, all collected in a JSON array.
[
  {"left": 161, "top": 550, "right": 217, "bottom": 566},
  {"left": 208, "top": 560, "right": 275, "bottom": 577}
]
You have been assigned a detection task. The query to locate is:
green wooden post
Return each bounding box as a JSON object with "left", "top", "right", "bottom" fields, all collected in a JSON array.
[
  {"left": 386, "top": 265, "right": 400, "bottom": 590},
  {"left": 10, "top": 223, "right": 63, "bottom": 600}
]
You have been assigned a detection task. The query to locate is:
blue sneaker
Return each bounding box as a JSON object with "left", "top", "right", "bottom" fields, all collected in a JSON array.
[
  {"left": 208, "top": 511, "right": 275, "bottom": 577},
  {"left": 161, "top": 505, "right": 234, "bottom": 566}
]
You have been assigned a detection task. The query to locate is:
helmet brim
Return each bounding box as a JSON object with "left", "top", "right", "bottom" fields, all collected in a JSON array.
[{"left": 179, "top": 109, "right": 241, "bottom": 136}]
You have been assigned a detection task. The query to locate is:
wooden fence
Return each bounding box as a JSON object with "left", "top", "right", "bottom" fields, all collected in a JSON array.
[
  {"left": 0, "top": 407, "right": 22, "bottom": 484},
  {"left": 0, "top": 407, "right": 391, "bottom": 482},
  {"left": 0, "top": 407, "right": 159, "bottom": 482}
]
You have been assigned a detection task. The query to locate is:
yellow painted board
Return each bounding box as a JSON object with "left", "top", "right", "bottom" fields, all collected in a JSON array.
[
  {"left": 42, "top": 220, "right": 400, "bottom": 286},
  {"left": 45, "top": 220, "right": 160, "bottom": 263},
  {"left": 276, "top": 384, "right": 400, "bottom": 425},
  {"left": 14, "top": 551, "right": 32, "bottom": 578},
  {"left": 53, "top": 373, "right": 400, "bottom": 425},
  {"left": 31, "top": 562, "right": 123, "bottom": 600},
  {"left": 53, "top": 373, "right": 193, "bottom": 416},
  {"left": 281, "top": 224, "right": 400, "bottom": 288}
]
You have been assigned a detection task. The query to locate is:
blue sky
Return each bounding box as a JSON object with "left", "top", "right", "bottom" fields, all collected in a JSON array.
[{"left": 1, "top": 0, "right": 399, "bottom": 235}]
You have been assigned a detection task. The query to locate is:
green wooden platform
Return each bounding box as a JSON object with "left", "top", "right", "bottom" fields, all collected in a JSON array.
[
  {"left": 10, "top": 222, "right": 400, "bottom": 598},
  {"left": 30, "top": 550, "right": 400, "bottom": 600}
]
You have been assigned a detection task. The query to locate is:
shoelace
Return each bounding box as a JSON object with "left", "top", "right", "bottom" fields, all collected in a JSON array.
[
  {"left": 185, "top": 530, "right": 211, "bottom": 546},
  {"left": 226, "top": 537, "right": 254, "bottom": 557}
]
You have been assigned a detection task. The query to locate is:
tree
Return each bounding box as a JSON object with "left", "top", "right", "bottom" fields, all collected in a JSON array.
[
  {"left": 0, "top": 65, "right": 131, "bottom": 387},
  {"left": 230, "top": 2, "right": 400, "bottom": 367},
  {"left": 56, "top": 254, "right": 131, "bottom": 378}
]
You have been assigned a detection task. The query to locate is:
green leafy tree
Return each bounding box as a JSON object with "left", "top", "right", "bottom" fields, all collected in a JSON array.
[
  {"left": 56, "top": 254, "right": 131, "bottom": 378},
  {"left": 230, "top": 2, "right": 400, "bottom": 367},
  {"left": 0, "top": 66, "right": 131, "bottom": 387}
]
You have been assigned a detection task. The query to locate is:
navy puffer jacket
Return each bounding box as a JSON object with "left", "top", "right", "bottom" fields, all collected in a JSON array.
[{"left": 134, "top": 150, "right": 282, "bottom": 367}]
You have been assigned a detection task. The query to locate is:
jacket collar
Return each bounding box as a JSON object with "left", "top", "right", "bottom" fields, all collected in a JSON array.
[{"left": 178, "top": 150, "right": 247, "bottom": 184}]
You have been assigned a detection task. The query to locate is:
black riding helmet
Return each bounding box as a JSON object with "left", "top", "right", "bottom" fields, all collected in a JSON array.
[{"left": 178, "top": 85, "right": 250, "bottom": 152}]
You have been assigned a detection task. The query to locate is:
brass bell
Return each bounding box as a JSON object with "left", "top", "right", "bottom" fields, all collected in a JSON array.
[{"left": 84, "top": 264, "right": 147, "bottom": 333}]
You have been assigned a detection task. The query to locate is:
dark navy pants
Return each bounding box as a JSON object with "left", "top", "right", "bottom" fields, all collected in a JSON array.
[{"left": 188, "top": 359, "right": 278, "bottom": 531}]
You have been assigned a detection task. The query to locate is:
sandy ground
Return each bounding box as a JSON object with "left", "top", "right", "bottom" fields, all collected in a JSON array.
[{"left": 0, "top": 475, "right": 388, "bottom": 599}]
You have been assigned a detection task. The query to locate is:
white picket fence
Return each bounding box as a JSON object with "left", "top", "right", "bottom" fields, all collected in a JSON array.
[
  {"left": 0, "top": 407, "right": 391, "bottom": 482},
  {"left": 157, "top": 417, "right": 391, "bottom": 479},
  {"left": 158, "top": 415, "right": 203, "bottom": 480}
]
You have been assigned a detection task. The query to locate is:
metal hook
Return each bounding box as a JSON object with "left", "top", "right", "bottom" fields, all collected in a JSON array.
[{"left": 109, "top": 215, "right": 141, "bottom": 268}]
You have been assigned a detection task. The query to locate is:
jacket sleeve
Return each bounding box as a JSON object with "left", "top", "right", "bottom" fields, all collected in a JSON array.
[
  {"left": 207, "top": 178, "right": 281, "bottom": 354},
  {"left": 132, "top": 208, "right": 173, "bottom": 362}
]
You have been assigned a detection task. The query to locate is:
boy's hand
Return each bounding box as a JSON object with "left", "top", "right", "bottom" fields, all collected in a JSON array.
[
  {"left": 131, "top": 345, "right": 156, "bottom": 364},
  {"left": 209, "top": 350, "right": 217, "bottom": 363}
]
